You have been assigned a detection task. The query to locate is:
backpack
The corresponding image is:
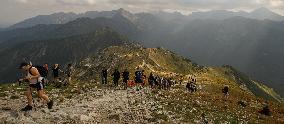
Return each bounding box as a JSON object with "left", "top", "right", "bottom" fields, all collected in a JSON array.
[
  {"left": 135, "top": 71, "right": 143, "bottom": 83},
  {"left": 135, "top": 71, "right": 142, "bottom": 79},
  {"left": 29, "top": 66, "right": 48, "bottom": 77}
]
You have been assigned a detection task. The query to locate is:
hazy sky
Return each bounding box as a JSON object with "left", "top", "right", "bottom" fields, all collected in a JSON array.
[{"left": 1, "top": 0, "right": 284, "bottom": 27}]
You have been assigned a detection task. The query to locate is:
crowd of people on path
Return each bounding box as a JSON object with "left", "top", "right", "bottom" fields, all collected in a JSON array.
[
  {"left": 101, "top": 67, "right": 178, "bottom": 90},
  {"left": 103, "top": 67, "right": 272, "bottom": 116},
  {"left": 17, "top": 62, "right": 272, "bottom": 116}
]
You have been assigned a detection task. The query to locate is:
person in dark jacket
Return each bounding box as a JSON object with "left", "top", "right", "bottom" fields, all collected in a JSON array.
[
  {"left": 122, "top": 69, "right": 129, "bottom": 89},
  {"left": 52, "top": 64, "right": 62, "bottom": 83},
  {"left": 112, "top": 69, "right": 120, "bottom": 87},
  {"left": 222, "top": 85, "right": 229, "bottom": 98},
  {"left": 101, "top": 69, "right": 108, "bottom": 85},
  {"left": 135, "top": 68, "right": 143, "bottom": 84},
  {"left": 148, "top": 73, "right": 155, "bottom": 88}
]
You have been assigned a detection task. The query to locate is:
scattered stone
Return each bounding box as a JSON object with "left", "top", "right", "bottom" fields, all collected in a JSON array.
[
  {"left": 2, "top": 107, "right": 12, "bottom": 111},
  {"left": 108, "top": 114, "right": 120, "bottom": 120},
  {"left": 80, "top": 114, "right": 92, "bottom": 122}
]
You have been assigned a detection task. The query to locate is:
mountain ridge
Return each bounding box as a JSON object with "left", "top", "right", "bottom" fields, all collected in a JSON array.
[
  {"left": 7, "top": 7, "right": 284, "bottom": 30},
  {"left": 75, "top": 44, "right": 283, "bottom": 102}
]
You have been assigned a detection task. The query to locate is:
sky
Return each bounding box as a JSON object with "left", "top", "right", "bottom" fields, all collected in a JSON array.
[{"left": 1, "top": 0, "right": 284, "bottom": 27}]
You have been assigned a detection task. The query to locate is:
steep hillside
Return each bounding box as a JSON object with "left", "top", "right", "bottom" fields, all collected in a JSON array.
[
  {"left": 76, "top": 45, "right": 199, "bottom": 81},
  {"left": 76, "top": 45, "right": 283, "bottom": 103}
]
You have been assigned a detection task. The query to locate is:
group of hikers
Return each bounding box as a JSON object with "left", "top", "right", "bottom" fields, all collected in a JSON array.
[
  {"left": 101, "top": 68, "right": 146, "bottom": 89},
  {"left": 18, "top": 62, "right": 73, "bottom": 111},
  {"left": 101, "top": 67, "right": 177, "bottom": 90},
  {"left": 17, "top": 62, "right": 271, "bottom": 116}
]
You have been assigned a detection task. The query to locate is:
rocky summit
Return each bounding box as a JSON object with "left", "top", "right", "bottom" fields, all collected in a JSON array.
[{"left": 0, "top": 45, "right": 283, "bottom": 123}]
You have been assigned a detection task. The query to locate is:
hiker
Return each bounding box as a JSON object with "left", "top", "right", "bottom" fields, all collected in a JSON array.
[
  {"left": 259, "top": 102, "right": 272, "bottom": 116},
  {"left": 161, "top": 77, "right": 167, "bottom": 90},
  {"left": 222, "top": 85, "right": 229, "bottom": 98},
  {"left": 155, "top": 76, "right": 161, "bottom": 89},
  {"left": 52, "top": 64, "right": 62, "bottom": 83},
  {"left": 65, "top": 63, "right": 73, "bottom": 85},
  {"left": 42, "top": 63, "right": 49, "bottom": 85},
  {"left": 135, "top": 68, "right": 143, "bottom": 84},
  {"left": 148, "top": 73, "right": 155, "bottom": 88},
  {"left": 111, "top": 69, "right": 120, "bottom": 87},
  {"left": 142, "top": 70, "right": 147, "bottom": 86},
  {"left": 122, "top": 69, "right": 129, "bottom": 89},
  {"left": 168, "top": 78, "right": 173, "bottom": 89},
  {"left": 186, "top": 82, "right": 191, "bottom": 92},
  {"left": 18, "top": 62, "right": 53, "bottom": 111},
  {"left": 26, "top": 64, "right": 49, "bottom": 87},
  {"left": 187, "top": 79, "right": 197, "bottom": 93},
  {"left": 101, "top": 69, "right": 108, "bottom": 85},
  {"left": 179, "top": 75, "right": 183, "bottom": 85}
]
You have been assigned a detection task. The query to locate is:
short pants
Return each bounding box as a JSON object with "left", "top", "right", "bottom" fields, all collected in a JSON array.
[{"left": 29, "top": 82, "right": 44, "bottom": 91}]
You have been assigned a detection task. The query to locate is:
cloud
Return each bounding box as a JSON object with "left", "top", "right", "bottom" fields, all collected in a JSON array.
[
  {"left": 269, "top": 0, "right": 283, "bottom": 7},
  {"left": 15, "top": 0, "right": 28, "bottom": 3},
  {"left": 5, "top": 0, "right": 284, "bottom": 13},
  {"left": 56, "top": 0, "right": 96, "bottom": 6},
  {"left": 1, "top": 0, "right": 284, "bottom": 27}
]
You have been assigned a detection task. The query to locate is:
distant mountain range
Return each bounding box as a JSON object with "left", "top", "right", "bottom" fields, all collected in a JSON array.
[
  {"left": 8, "top": 7, "right": 284, "bottom": 29},
  {"left": 189, "top": 7, "right": 284, "bottom": 21},
  {"left": 0, "top": 8, "right": 283, "bottom": 97},
  {"left": 8, "top": 8, "right": 138, "bottom": 29}
]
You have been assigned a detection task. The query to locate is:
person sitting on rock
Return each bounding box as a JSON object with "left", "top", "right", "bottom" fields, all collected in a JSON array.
[{"left": 259, "top": 102, "right": 272, "bottom": 116}]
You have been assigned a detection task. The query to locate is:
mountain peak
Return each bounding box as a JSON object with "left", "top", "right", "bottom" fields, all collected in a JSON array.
[
  {"left": 251, "top": 7, "right": 275, "bottom": 14},
  {"left": 249, "top": 7, "right": 283, "bottom": 21},
  {"left": 116, "top": 8, "right": 133, "bottom": 16},
  {"left": 117, "top": 8, "right": 128, "bottom": 13},
  {"left": 114, "top": 8, "right": 137, "bottom": 22}
]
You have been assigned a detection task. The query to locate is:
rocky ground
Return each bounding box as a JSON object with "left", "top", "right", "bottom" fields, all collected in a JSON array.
[
  {"left": 0, "top": 84, "right": 162, "bottom": 124},
  {"left": 0, "top": 81, "right": 283, "bottom": 124}
]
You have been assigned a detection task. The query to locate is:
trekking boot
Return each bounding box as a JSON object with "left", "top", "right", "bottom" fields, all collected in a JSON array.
[
  {"left": 47, "top": 100, "right": 53, "bottom": 109},
  {"left": 21, "top": 105, "right": 33, "bottom": 111}
]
